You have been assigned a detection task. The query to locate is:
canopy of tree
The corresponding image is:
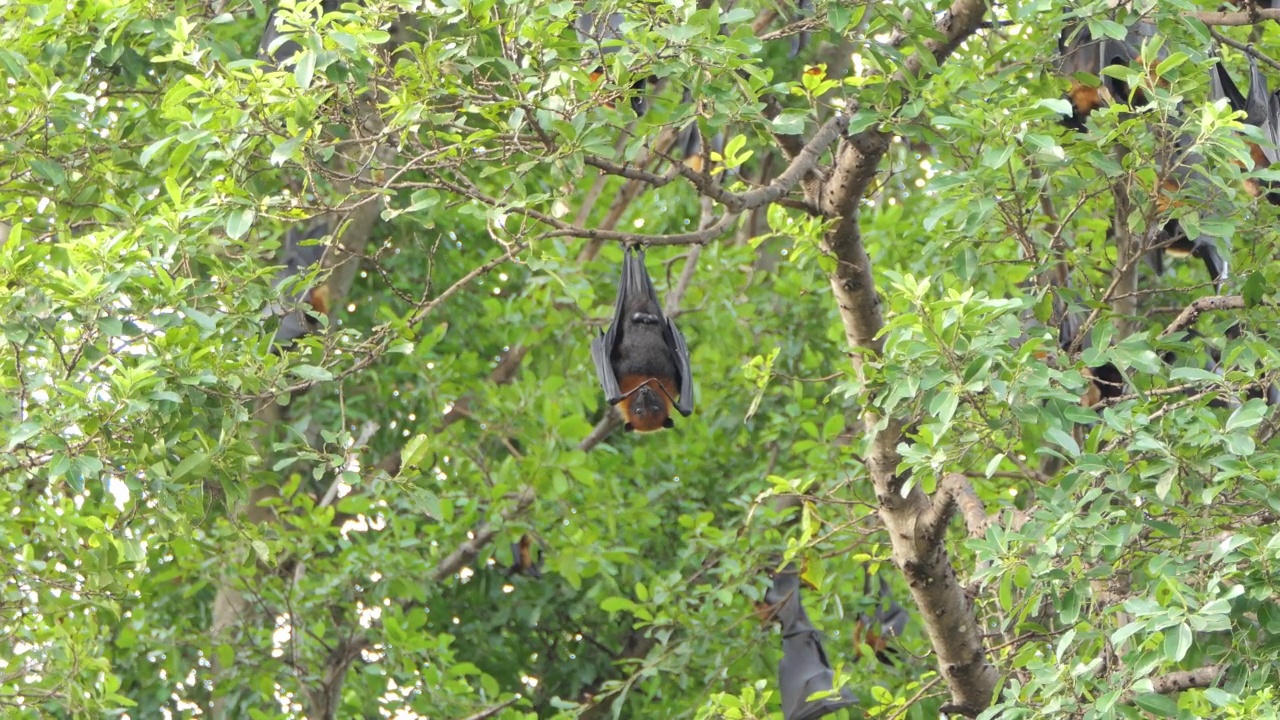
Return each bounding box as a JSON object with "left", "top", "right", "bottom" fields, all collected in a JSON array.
[{"left": 5, "top": 0, "right": 1280, "bottom": 718}]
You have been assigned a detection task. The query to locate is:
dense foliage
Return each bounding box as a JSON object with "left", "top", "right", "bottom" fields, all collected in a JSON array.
[{"left": 4, "top": 0, "right": 1280, "bottom": 718}]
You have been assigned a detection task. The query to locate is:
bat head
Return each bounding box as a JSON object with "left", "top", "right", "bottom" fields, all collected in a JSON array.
[{"left": 623, "top": 385, "right": 673, "bottom": 432}]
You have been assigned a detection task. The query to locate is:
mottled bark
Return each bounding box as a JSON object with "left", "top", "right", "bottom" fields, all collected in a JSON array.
[{"left": 813, "top": 0, "right": 999, "bottom": 713}]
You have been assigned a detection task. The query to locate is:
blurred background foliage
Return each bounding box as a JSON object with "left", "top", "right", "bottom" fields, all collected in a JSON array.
[{"left": 3, "top": 0, "right": 1280, "bottom": 718}]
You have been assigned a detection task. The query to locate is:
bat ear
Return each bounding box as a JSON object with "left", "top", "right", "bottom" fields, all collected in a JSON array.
[
  {"left": 662, "top": 417, "right": 674, "bottom": 429},
  {"left": 624, "top": 423, "right": 635, "bottom": 432}
]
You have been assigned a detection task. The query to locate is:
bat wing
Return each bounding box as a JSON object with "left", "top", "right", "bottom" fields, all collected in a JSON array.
[
  {"left": 1098, "top": 36, "right": 1138, "bottom": 102},
  {"left": 1192, "top": 238, "right": 1228, "bottom": 287},
  {"left": 258, "top": 0, "right": 343, "bottom": 66},
  {"left": 1056, "top": 24, "right": 1099, "bottom": 77},
  {"left": 873, "top": 572, "right": 909, "bottom": 635},
  {"left": 574, "top": 11, "right": 625, "bottom": 52},
  {"left": 591, "top": 331, "right": 622, "bottom": 404},
  {"left": 667, "top": 318, "right": 694, "bottom": 417},
  {"left": 788, "top": 0, "right": 813, "bottom": 59},
  {"left": 591, "top": 246, "right": 633, "bottom": 405},
  {"left": 626, "top": 245, "right": 663, "bottom": 310},
  {"left": 1209, "top": 60, "right": 1247, "bottom": 112},
  {"left": 1245, "top": 56, "right": 1271, "bottom": 125},
  {"left": 879, "top": 602, "right": 909, "bottom": 638},
  {"left": 1260, "top": 92, "right": 1280, "bottom": 165}
]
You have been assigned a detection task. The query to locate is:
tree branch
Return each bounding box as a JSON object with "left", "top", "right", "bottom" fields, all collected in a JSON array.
[
  {"left": 1207, "top": 27, "right": 1280, "bottom": 73},
  {"left": 460, "top": 699, "right": 524, "bottom": 720},
  {"left": 429, "top": 487, "right": 537, "bottom": 583},
  {"left": 922, "top": 473, "right": 989, "bottom": 543},
  {"left": 1191, "top": 8, "right": 1280, "bottom": 25},
  {"left": 816, "top": 0, "right": 998, "bottom": 714},
  {"left": 1124, "top": 664, "right": 1226, "bottom": 703},
  {"left": 1159, "top": 295, "right": 1246, "bottom": 338}
]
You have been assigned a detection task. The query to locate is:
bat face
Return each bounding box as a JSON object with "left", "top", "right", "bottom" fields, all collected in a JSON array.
[
  {"left": 620, "top": 376, "right": 677, "bottom": 432},
  {"left": 590, "top": 246, "right": 695, "bottom": 432}
]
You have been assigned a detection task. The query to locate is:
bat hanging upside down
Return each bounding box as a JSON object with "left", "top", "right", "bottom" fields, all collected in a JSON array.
[{"left": 590, "top": 245, "right": 695, "bottom": 432}]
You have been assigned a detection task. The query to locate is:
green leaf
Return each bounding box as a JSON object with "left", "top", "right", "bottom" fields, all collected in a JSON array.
[
  {"left": 1242, "top": 271, "right": 1268, "bottom": 306},
  {"left": 1133, "top": 693, "right": 1179, "bottom": 717},
  {"left": 271, "top": 134, "right": 305, "bottom": 166},
  {"left": 171, "top": 451, "right": 210, "bottom": 482},
  {"left": 7, "top": 422, "right": 42, "bottom": 450},
  {"left": 771, "top": 112, "right": 808, "bottom": 135},
  {"left": 1037, "top": 98, "right": 1073, "bottom": 115},
  {"left": 1044, "top": 426, "right": 1080, "bottom": 457},
  {"left": 140, "top": 137, "right": 175, "bottom": 168},
  {"left": 401, "top": 433, "right": 431, "bottom": 472},
  {"left": 294, "top": 50, "right": 316, "bottom": 89},
  {"left": 225, "top": 208, "right": 255, "bottom": 240},
  {"left": 1163, "top": 622, "right": 1192, "bottom": 662},
  {"left": 290, "top": 364, "right": 334, "bottom": 381},
  {"left": 29, "top": 158, "right": 66, "bottom": 186},
  {"left": 600, "top": 596, "right": 636, "bottom": 613}
]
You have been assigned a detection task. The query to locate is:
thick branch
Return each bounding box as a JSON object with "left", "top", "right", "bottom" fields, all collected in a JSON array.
[
  {"left": 922, "top": 473, "right": 989, "bottom": 542},
  {"left": 1124, "top": 664, "right": 1226, "bottom": 703},
  {"left": 460, "top": 699, "right": 523, "bottom": 720},
  {"left": 432, "top": 175, "right": 739, "bottom": 247},
  {"left": 1192, "top": 8, "right": 1280, "bottom": 25},
  {"left": 429, "top": 487, "right": 537, "bottom": 582},
  {"left": 544, "top": 209, "right": 740, "bottom": 245},
  {"left": 818, "top": 0, "right": 997, "bottom": 714},
  {"left": 586, "top": 114, "right": 846, "bottom": 216},
  {"left": 1159, "top": 295, "right": 1246, "bottom": 338}
]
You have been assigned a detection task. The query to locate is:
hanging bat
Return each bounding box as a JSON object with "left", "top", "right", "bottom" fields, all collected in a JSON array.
[
  {"left": 268, "top": 220, "right": 331, "bottom": 350},
  {"left": 1150, "top": 159, "right": 1230, "bottom": 290},
  {"left": 258, "top": 0, "right": 345, "bottom": 68},
  {"left": 1160, "top": 328, "right": 1235, "bottom": 409},
  {"left": 1226, "top": 323, "right": 1280, "bottom": 406},
  {"left": 1013, "top": 291, "right": 1126, "bottom": 407},
  {"left": 574, "top": 11, "right": 654, "bottom": 116},
  {"left": 1056, "top": 17, "right": 1226, "bottom": 287},
  {"left": 1058, "top": 303, "right": 1127, "bottom": 407},
  {"left": 763, "top": 569, "right": 858, "bottom": 720},
  {"left": 1055, "top": 19, "right": 1161, "bottom": 131},
  {"left": 590, "top": 246, "right": 694, "bottom": 432},
  {"left": 852, "top": 565, "right": 909, "bottom": 666},
  {"left": 1056, "top": 23, "right": 1108, "bottom": 132},
  {"left": 1209, "top": 54, "right": 1280, "bottom": 205},
  {"left": 504, "top": 533, "right": 544, "bottom": 579},
  {"left": 674, "top": 119, "right": 724, "bottom": 175}
]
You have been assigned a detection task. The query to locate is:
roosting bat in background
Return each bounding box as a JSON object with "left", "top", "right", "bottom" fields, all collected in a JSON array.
[
  {"left": 504, "top": 534, "right": 543, "bottom": 579},
  {"left": 1209, "top": 54, "right": 1280, "bottom": 205},
  {"left": 268, "top": 221, "right": 331, "bottom": 351},
  {"left": 258, "top": 0, "right": 344, "bottom": 68},
  {"left": 853, "top": 564, "right": 909, "bottom": 666},
  {"left": 761, "top": 568, "right": 858, "bottom": 720},
  {"left": 573, "top": 11, "right": 654, "bottom": 116},
  {"left": 1055, "top": 19, "right": 1160, "bottom": 132},
  {"left": 1148, "top": 146, "right": 1231, "bottom": 289},
  {"left": 591, "top": 246, "right": 694, "bottom": 432}
]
